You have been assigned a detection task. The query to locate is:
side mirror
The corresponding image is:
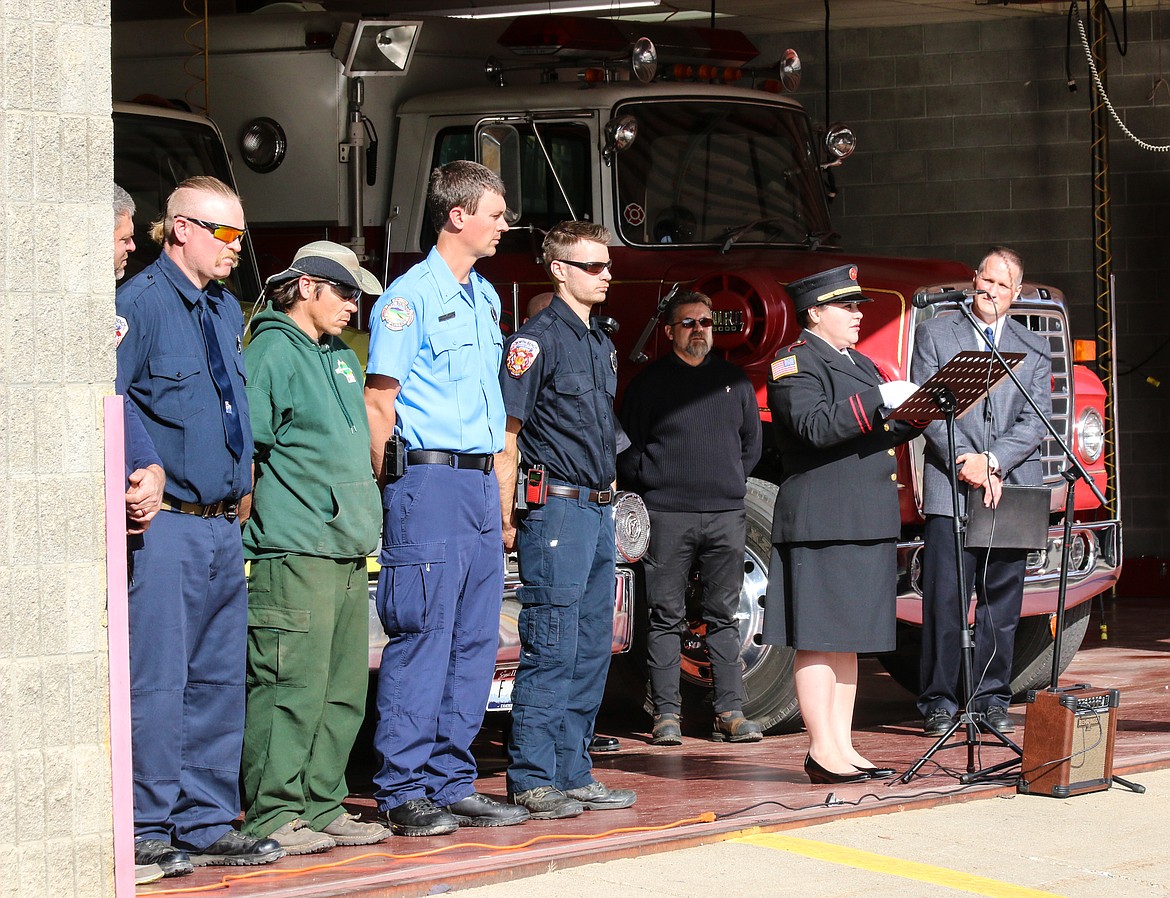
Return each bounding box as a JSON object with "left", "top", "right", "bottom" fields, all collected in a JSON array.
[{"left": 477, "top": 123, "right": 523, "bottom": 223}]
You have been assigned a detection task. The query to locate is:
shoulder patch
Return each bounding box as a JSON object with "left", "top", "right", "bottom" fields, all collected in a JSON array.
[
  {"left": 506, "top": 337, "right": 541, "bottom": 377},
  {"left": 115, "top": 315, "right": 129, "bottom": 348},
  {"left": 380, "top": 297, "right": 415, "bottom": 332},
  {"left": 610, "top": 349, "right": 618, "bottom": 374},
  {"left": 771, "top": 355, "right": 799, "bottom": 380}
]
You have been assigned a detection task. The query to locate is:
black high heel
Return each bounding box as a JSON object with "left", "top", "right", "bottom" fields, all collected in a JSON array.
[
  {"left": 804, "top": 754, "right": 871, "bottom": 785},
  {"left": 853, "top": 764, "right": 897, "bottom": 779}
]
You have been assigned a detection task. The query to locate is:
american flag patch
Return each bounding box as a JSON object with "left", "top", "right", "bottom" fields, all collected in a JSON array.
[{"left": 771, "top": 355, "right": 798, "bottom": 380}]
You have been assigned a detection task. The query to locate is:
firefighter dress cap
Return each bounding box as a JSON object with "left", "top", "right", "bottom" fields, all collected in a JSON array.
[
  {"left": 786, "top": 263, "right": 874, "bottom": 313},
  {"left": 265, "top": 240, "right": 384, "bottom": 295}
]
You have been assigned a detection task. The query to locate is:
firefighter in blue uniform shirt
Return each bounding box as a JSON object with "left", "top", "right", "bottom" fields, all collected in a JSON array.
[
  {"left": 497, "top": 221, "right": 637, "bottom": 820},
  {"left": 364, "top": 161, "right": 530, "bottom": 837},
  {"left": 116, "top": 176, "right": 284, "bottom": 873}
]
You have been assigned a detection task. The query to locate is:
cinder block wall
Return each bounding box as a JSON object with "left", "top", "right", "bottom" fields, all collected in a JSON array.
[
  {"left": 0, "top": 2, "right": 117, "bottom": 895},
  {"left": 756, "top": 11, "right": 1170, "bottom": 559}
]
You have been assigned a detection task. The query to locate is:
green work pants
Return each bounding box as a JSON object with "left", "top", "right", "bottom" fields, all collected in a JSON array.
[{"left": 240, "top": 554, "right": 369, "bottom": 837}]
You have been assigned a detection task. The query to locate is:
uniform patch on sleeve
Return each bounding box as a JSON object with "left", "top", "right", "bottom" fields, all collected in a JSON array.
[
  {"left": 114, "top": 315, "right": 129, "bottom": 348},
  {"left": 771, "top": 355, "right": 798, "bottom": 380},
  {"left": 506, "top": 337, "right": 541, "bottom": 377},
  {"left": 380, "top": 297, "right": 415, "bottom": 332},
  {"left": 610, "top": 349, "right": 618, "bottom": 374}
]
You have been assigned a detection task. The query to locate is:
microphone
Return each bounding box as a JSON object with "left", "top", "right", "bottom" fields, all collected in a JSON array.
[{"left": 911, "top": 288, "right": 986, "bottom": 309}]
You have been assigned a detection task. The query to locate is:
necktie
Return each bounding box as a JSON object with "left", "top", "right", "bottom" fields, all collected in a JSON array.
[
  {"left": 984, "top": 326, "right": 995, "bottom": 349},
  {"left": 199, "top": 298, "right": 245, "bottom": 460}
]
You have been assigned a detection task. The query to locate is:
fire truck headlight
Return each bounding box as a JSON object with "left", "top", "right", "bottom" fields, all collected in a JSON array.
[
  {"left": 1076, "top": 407, "right": 1105, "bottom": 462},
  {"left": 240, "top": 117, "right": 287, "bottom": 174}
]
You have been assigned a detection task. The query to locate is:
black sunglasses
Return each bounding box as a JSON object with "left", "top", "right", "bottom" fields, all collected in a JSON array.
[
  {"left": 673, "top": 316, "right": 714, "bottom": 330},
  {"left": 175, "top": 215, "right": 247, "bottom": 244},
  {"left": 557, "top": 259, "right": 613, "bottom": 275},
  {"left": 310, "top": 278, "right": 362, "bottom": 301}
]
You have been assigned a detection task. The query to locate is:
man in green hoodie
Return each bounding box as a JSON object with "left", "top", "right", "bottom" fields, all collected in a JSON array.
[{"left": 239, "top": 242, "right": 389, "bottom": 855}]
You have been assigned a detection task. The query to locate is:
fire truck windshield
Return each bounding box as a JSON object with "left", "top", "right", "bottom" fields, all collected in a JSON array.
[{"left": 613, "top": 99, "right": 833, "bottom": 249}]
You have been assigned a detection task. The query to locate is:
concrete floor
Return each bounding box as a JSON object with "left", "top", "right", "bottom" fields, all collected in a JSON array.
[{"left": 453, "top": 768, "right": 1167, "bottom": 898}]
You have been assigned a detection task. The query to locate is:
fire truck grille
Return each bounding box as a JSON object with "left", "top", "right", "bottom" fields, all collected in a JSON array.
[{"left": 1010, "top": 310, "right": 1070, "bottom": 483}]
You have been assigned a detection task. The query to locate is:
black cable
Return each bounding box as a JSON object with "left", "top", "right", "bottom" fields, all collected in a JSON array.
[{"left": 1065, "top": 3, "right": 1079, "bottom": 91}]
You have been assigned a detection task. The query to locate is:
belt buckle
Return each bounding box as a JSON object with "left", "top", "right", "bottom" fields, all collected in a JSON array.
[
  {"left": 597, "top": 489, "right": 613, "bottom": 504},
  {"left": 482, "top": 454, "right": 494, "bottom": 473},
  {"left": 200, "top": 503, "right": 217, "bottom": 519}
]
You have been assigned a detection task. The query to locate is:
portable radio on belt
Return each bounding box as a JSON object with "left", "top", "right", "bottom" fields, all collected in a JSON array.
[
  {"left": 383, "top": 434, "right": 406, "bottom": 480},
  {"left": 525, "top": 465, "right": 548, "bottom": 506}
]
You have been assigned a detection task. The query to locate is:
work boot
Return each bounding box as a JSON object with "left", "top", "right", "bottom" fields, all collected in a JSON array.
[
  {"left": 443, "top": 793, "right": 531, "bottom": 827},
  {"left": 187, "top": 831, "right": 285, "bottom": 867},
  {"left": 270, "top": 818, "right": 336, "bottom": 856},
  {"left": 383, "top": 797, "right": 459, "bottom": 837},
  {"left": 711, "top": 710, "right": 763, "bottom": 742},
  {"left": 650, "top": 713, "right": 682, "bottom": 746},
  {"left": 564, "top": 780, "right": 637, "bottom": 810},
  {"left": 134, "top": 838, "right": 193, "bottom": 877},
  {"left": 510, "top": 786, "right": 585, "bottom": 820},
  {"left": 321, "top": 812, "right": 391, "bottom": 846}
]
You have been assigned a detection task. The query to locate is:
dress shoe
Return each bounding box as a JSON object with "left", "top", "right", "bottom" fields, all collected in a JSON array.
[
  {"left": 443, "top": 792, "right": 531, "bottom": 827},
  {"left": 134, "top": 838, "right": 193, "bottom": 877},
  {"left": 321, "top": 811, "right": 391, "bottom": 846},
  {"left": 565, "top": 780, "right": 637, "bottom": 810},
  {"left": 510, "top": 786, "right": 585, "bottom": 820},
  {"left": 269, "top": 818, "right": 335, "bottom": 855},
  {"left": 711, "top": 710, "right": 763, "bottom": 743},
  {"left": 923, "top": 708, "right": 955, "bottom": 737},
  {"left": 383, "top": 798, "right": 459, "bottom": 837},
  {"left": 804, "top": 754, "right": 871, "bottom": 785},
  {"left": 854, "top": 764, "right": 897, "bottom": 779},
  {"left": 650, "top": 713, "right": 682, "bottom": 746},
  {"left": 188, "top": 831, "right": 285, "bottom": 867},
  {"left": 983, "top": 705, "right": 1016, "bottom": 733},
  {"left": 589, "top": 735, "right": 620, "bottom": 752}
]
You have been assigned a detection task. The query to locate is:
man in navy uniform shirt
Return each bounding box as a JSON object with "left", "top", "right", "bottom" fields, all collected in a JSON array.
[
  {"left": 117, "top": 177, "right": 283, "bottom": 872},
  {"left": 497, "top": 221, "right": 636, "bottom": 820},
  {"left": 364, "top": 161, "right": 530, "bottom": 837}
]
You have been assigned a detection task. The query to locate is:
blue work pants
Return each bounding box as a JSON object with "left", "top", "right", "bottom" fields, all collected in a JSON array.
[
  {"left": 373, "top": 464, "right": 503, "bottom": 810},
  {"left": 128, "top": 510, "right": 247, "bottom": 850},
  {"left": 507, "top": 491, "right": 616, "bottom": 795}
]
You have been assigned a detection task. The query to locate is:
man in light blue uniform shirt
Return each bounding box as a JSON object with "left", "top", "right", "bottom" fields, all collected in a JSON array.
[{"left": 364, "top": 160, "right": 530, "bottom": 836}]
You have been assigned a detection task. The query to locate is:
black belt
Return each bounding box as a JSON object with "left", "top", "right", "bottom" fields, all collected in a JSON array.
[
  {"left": 160, "top": 494, "right": 239, "bottom": 521},
  {"left": 546, "top": 484, "right": 614, "bottom": 506},
  {"left": 406, "top": 450, "right": 494, "bottom": 472}
]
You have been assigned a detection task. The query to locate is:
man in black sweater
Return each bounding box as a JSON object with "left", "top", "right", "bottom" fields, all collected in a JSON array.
[{"left": 618, "top": 292, "right": 763, "bottom": 745}]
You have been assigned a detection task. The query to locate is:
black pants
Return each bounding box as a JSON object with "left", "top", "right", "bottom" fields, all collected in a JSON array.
[
  {"left": 643, "top": 509, "right": 747, "bottom": 716},
  {"left": 917, "top": 513, "right": 1027, "bottom": 716}
]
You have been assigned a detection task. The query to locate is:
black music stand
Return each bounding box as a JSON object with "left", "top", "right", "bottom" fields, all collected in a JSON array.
[{"left": 892, "top": 350, "right": 1027, "bottom": 782}]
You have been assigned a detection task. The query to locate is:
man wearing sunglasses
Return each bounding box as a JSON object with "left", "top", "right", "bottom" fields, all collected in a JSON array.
[
  {"left": 117, "top": 177, "right": 284, "bottom": 871},
  {"left": 618, "top": 291, "right": 764, "bottom": 746},
  {"left": 497, "top": 221, "right": 635, "bottom": 820},
  {"left": 238, "top": 242, "right": 390, "bottom": 856}
]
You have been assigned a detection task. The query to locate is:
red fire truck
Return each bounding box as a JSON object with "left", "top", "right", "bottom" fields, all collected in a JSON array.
[{"left": 113, "top": 10, "right": 1120, "bottom": 730}]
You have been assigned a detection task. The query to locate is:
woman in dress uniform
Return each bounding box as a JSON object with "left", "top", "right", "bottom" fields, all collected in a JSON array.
[{"left": 763, "top": 264, "right": 923, "bottom": 784}]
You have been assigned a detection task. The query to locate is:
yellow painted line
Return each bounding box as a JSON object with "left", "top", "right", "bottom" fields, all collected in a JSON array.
[{"left": 734, "top": 833, "right": 1066, "bottom": 898}]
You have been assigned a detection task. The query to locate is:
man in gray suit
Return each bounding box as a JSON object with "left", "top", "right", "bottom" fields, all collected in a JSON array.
[{"left": 912, "top": 246, "right": 1052, "bottom": 737}]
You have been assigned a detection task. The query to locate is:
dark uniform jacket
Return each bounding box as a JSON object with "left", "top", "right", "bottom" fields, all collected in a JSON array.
[
  {"left": 500, "top": 296, "right": 618, "bottom": 490},
  {"left": 767, "top": 329, "right": 922, "bottom": 544}
]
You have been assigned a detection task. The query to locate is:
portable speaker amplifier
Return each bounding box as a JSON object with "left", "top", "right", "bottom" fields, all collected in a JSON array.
[{"left": 1018, "top": 685, "right": 1119, "bottom": 798}]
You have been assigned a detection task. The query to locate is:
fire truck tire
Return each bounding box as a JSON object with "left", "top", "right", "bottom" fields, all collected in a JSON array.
[
  {"left": 734, "top": 478, "right": 801, "bottom": 733},
  {"left": 877, "top": 596, "right": 1093, "bottom": 700}
]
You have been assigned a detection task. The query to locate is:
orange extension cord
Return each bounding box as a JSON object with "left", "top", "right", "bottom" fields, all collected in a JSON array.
[{"left": 138, "top": 812, "right": 718, "bottom": 895}]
